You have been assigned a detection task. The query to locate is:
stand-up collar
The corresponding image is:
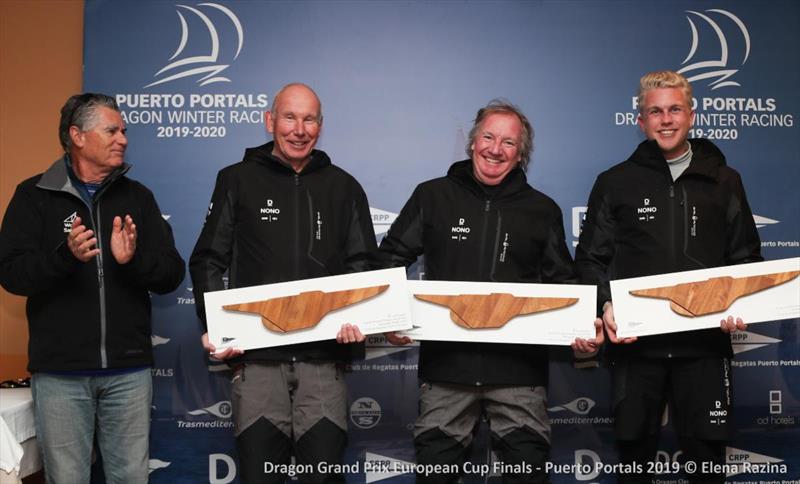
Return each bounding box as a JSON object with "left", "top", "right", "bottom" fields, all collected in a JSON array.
[
  {"left": 629, "top": 138, "right": 725, "bottom": 181},
  {"left": 243, "top": 141, "right": 331, "bottom": 176},
  {"left": 37, "top": 154, "right": 130, "bottom": 193},
  {"left": 446, "top": 159, "right": 531, "bottom": 200}
]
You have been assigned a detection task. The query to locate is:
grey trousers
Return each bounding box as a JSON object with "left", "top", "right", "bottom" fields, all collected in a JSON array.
[{"left": 414, "top": 382, "right": 551, "bottom": 484}]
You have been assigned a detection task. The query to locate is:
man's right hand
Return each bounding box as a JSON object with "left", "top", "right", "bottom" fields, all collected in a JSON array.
[
  {"left": 602, "top": 302, "right": 637, "bottom": 344},
  {"left": 384, "top": 331, "right": 412, "bottom": 346},
  {"left": 67, "top": 216, "right": 100, "bottom": 262},
  {"left": 201, "top": 332, "right": 243, "bottom": 360}
]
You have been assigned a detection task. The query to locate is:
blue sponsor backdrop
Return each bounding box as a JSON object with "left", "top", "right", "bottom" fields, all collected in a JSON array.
[{"left": 82, "top": 1, "right": 799, "bottom": 482}]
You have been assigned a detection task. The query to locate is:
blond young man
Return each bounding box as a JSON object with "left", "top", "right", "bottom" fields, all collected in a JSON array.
[{"left": 575, "top": 71, "right": 762, "bottom": 484}]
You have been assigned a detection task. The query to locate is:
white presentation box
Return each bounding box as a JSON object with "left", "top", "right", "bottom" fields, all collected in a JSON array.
[
  {"left": 400, "top": 280, "right": 597, "bottom": 345},
  {"left": 205, "top": 268, "right": 412, "bottom": 351},
  {"left": 611, "top": 257, "right": 800, "bottom": 338}
]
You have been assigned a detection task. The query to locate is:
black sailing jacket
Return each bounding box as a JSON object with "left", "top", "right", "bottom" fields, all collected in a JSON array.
[
  {"left": 379, "top": 160, "right": 576, "bottom": 386},
  {"left": 189, "top": 142, "right": 376, "bottom": 363},
  {"left": 575, "top": 138, "right": 762, "bottom": 359},
  {"left": 0, "top": 157, "right": 185, "bottom": 372}
]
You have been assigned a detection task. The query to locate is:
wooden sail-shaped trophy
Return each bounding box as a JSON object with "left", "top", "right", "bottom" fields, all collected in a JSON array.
[
  {"left": 224, "top": 285, "right": 389, "bottom": 332},
  {"left": 629, "top": 271, "right": 800, "bottom": 317},
  {"left": 414, "top": 293, "right": 578, "bottom": 329}
]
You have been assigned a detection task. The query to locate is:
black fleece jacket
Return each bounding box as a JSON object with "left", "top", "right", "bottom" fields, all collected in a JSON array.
[
  {"left": 0, "top": 157, "right": 185, "bottom": 372},
  {"left": 379, "top": 160, "right": 576, "bottom": 386},
  {"left": 189, "top": 142, "right": 376, "bottom": 363},
  {"left": 576, "top": 138, "right": 762, "bottom": 359}
]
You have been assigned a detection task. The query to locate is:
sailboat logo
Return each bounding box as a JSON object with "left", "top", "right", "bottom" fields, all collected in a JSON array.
[
  {"left": 677, "top": 9, "right": 750, "bottom": 90},
  {"left": 145, "top": 3, "right": 244, "bottom": 88}
]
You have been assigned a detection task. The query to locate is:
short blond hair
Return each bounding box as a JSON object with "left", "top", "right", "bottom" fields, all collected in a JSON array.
[{"left": 637, "top": 71, "right": 692, "bottom": 112}]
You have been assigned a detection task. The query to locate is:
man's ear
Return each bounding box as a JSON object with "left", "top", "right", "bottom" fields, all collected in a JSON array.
[
  {"left": 265, "top": 111, "right": 274, "bottom": 134},
  {"left": 69, "top": 125, "right": 84, "bottom": 149},
  {"left": 636, "top": 113, "right": 646, "bottom": 134}
]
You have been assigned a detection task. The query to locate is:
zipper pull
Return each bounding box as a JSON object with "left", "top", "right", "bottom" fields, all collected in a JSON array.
[
  {"left": 485, "top": 200, "right": 491, "bottom": 212},
  {"left": 669, "top": 185, "right": 675, "bottom": 199},
  {"left": 295, "top": 174, "right": 300, "bottom": 186}
]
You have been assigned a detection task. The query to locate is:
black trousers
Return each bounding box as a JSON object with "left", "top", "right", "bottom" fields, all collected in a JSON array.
[{"left": 612, "top": 357, "right": 732, "bottom": 484}]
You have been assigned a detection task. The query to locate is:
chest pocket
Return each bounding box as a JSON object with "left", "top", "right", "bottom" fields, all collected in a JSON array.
[
  {"left": 307, "top": 193, "right": 346, "bottom": 276},
  {"left": 493, "top": 212, "right": 545, "bottom": 282},
  {"left": 681, "top": 184, "right": 727, "bottom": 268}
]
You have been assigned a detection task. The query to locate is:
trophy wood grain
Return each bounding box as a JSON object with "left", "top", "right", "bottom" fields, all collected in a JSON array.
[
  {"left": 223, "top": 285, "right": 389, "bottom": 332},
  {"left": 629, "top": 271, "right": 800, "bottom": 317},
  {"left": 414, "top": 293, "right": 579, "bottom": 329}
]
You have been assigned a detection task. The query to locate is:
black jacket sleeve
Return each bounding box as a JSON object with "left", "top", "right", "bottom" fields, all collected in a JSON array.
[
  {"left": 575, "top": 175, "right": 616, "bottom": 315},
  {"left": 0, "top": 183, "right": 82, "bottom": 296},
  {"left": 189, "top": 170, "right": 236, "bottom": 329},
  {"left": 377, "top": 186, "right": 425, "bottom": 269},
  {"left": 116, "top": 185, "right": 185, "bottom": 294},
  {"left": 541, "top": 204, "right": 577, "bottom": 284},
  {"left": 724, "top": 172, "right": 763, "bottom": 265}
]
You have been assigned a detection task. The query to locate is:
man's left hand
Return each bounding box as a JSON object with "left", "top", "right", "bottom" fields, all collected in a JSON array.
[
  {"left": 571, "top": 318, "right": 604, "bottom": 355},
  {"left": 336, "top": 323, "right": 365, "bottom": 344},
  {"left": 720, "top": 315, "right": 746, "bottom": 333},
  {"left": 111, "top": 214, "right": 137, "bottom": 264}
]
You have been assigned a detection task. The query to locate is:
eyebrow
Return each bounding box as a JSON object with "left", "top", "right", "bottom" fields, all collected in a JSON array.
[
  {"left": 280, "top": 111, "right": 320, "bottom": 118},
  {"left": 483, "top": 129, "right": 517, "bottom": 140},
  {"left": 101, "top": 124, "right": 127, "bottom": 134},
  {"left": 648, "top": 104, "right": 684, "bottom": 109}
]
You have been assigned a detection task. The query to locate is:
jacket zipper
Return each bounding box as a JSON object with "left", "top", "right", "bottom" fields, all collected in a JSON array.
[
  {"left": 93, "top": 202, "right": 108, "bottom": 368},
  {"left": 71, "top": 192, "right": 108, "bottom": 369},
  {"left": 293, "top": 173, "right": 300, "bottom": 279},
  {"left": 681, "top": 185, "right": 706, "bottom": 269},
  {"left": 668, "top": 184, "right": 676, "bottom": 271},
  {"left": 67, "top": 191, "right": 108, "bottom": 368},
  {"left": 478, "top": 199, "right": 491, "bottom": 278},
  {"left": 666, "top": 183, "right": 679, "bottom": 359},
  {"left": 488, "top": 213, "right": 502, "bottom": 281}
]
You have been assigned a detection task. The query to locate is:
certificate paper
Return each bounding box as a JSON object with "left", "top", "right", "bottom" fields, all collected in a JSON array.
[
  {"left": 611, "top": 258, "right": 800, "bottom": 338},
  {"left": 401, "top": 280, "right": 596, "bottom": 345},
  {"left": 205, "top": 268, "right": 412, "bottom": 351}
]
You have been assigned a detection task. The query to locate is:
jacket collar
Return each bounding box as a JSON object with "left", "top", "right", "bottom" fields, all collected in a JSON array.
[
  {"left": 629, "top": 138, "right": 725, "bottom": 182},
  {"left": 37, "top": 154, "right": 130, "bottom": 195},
  {"left": 446, "top": 159, "right": 531, "bottom": 200},
  {"left": 243, "top": 141, "right": 331, "bottom": 176}
]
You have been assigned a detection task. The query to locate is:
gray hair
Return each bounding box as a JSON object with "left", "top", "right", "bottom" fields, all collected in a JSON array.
[
  {"left": 466, "top": 99, "right": 534, "bottom": 171},
  {"left": 59, "top": 93, "right": 120, "bottom": 151}
]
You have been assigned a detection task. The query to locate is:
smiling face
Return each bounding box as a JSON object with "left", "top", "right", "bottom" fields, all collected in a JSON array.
[
  {"left": 470, "top": 112, "right": 522, "bottom": 186},
  {"left": 70, "top": 106, "right": 128, "bottom": 182},
  {"left": 266, "top": 84, "right": 322, "bottom": 172},
  {"left": 637, "top": 87, "right": 695, "bottom": 159}
]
